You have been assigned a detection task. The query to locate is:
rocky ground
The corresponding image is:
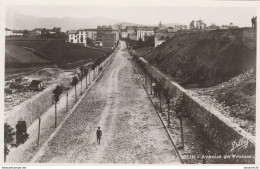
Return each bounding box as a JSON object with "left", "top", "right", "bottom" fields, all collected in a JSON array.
[
  {"left": 188, "top": 68, "right": 255, "bottom": 136},
  {"left": 4, "top": 68, "right": 76, "bottom": 112}
]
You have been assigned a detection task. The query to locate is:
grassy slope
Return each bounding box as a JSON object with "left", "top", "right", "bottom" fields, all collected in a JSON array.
[
  {"left": 145, "top": 28, "right": 256, "bottom": 87},
  {"left": 5, "top": 40, "right": 111, "bottom": 67}
]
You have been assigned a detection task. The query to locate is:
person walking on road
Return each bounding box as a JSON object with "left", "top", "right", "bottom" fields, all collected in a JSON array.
[{"left": 96, "top": 127, "right": 102, "bottom": 145}]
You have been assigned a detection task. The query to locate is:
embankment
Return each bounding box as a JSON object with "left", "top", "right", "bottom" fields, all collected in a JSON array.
[{"left": 137, "top": 57, "right": 255, "bottom": 163}]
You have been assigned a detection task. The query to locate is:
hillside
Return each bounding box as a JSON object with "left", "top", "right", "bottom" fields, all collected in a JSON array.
[
  {"left": 5, "top": 40, "right": 111, "bottom": 67},
  {"left": 143, "top": 28, "right": 256, "bottom": 135},
  {"left": 145, "top": 28, "right": 256, "bottom": 87}
]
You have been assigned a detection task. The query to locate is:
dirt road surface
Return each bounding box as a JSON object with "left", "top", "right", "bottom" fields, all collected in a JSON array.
[{"left": 32, "top": 41, "right": 181, "bottom": 164}]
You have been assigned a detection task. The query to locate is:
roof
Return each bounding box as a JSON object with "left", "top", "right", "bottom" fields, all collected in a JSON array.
[
  {"left": 29, "top": 80, "right": 43, "bottom": 87},
  {"left": 5, "top": 28, "right": 12, "bottom": 31},
  {"left": 68, "top": 30, "right": 78, "bottom": 34}
]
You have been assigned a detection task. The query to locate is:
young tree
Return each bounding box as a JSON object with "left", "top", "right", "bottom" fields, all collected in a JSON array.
[
  {"left": 91, "top": 64, "right": 96, "bottom": 81},
  {"left": 53, "top": 85, "right": 63, "bottom": 128},
  {"left": 174, "top": 94, "right": 186, "bottom": 149},
  {"left": 79, "top": 66, "right": 85, "bottom": 94},
  {"left": 4, "top": 123, "right": 16, "bottom": 162},
  {"left": 71, "top": 76, "right": 79, "bottom": 104},
  {"left": 84, "top": 68, "right": 89, "bottom": 89},
  {"left": 164, "top": 87, "right": 171, "bottom": 127},
  {"left": 190, "top": 20, "right": 195, "bottom": 29}
]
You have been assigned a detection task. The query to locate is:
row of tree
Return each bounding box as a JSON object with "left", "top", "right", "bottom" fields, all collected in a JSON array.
[{"left": 4, "top": 54, "right": 111, "bottom": 162}]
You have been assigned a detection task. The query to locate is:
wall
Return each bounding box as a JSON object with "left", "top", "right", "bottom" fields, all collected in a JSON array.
[{"left": 138, "top": 57, "right": 255, "bottom": 163}]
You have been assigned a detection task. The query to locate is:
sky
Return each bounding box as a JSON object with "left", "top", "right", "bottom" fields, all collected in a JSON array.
[{"left": 6, "top": 5, "right": 257, "bottom": 27}]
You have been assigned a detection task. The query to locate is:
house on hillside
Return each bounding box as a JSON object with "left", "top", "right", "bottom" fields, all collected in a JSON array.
[
  {"left": 28, "top": 80, "right": 44, "bottom": 91},
  {"left": 5, "top": 28, "right": 13, "bottom": 36}
]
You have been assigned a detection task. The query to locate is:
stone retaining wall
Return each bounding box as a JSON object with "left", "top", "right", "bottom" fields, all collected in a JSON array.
[{"left": 138, "top": 57, "right": 255, "bottom": 163}]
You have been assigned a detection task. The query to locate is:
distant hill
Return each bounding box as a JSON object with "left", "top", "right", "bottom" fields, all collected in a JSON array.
[
  {"left": 6, "top": 11, "right": 184, "bottom": 31},
  {"left": 112, "top": 22, "right": 143, "bottom": 29},
  {"left": 6, "top": 12, "right": 122, "bottom": 31}
]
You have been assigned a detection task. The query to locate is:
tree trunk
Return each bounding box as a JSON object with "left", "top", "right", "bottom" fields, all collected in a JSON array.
[
  {"left": 203, "top": 140, "right": 206, "bottom": 164},
  {"left": 55, "top": 103, "right": 57, "bottom": 128},
  {"left": 80, "top": 80, "right": 82, "bottom": 94},
  {"left": 66, "top": 93, "right": 68, "bottom": 112},
  {"left": 159, "top": 92, "right": 162, "bottom": 113},
  {"left": 167, "top": 101, "right": 170, "bottom": 127},
  {"left": 92, "top": 69, "right": 96, "bottom": 81},
  {"left": 86, "top": 75, "right": 88, "bottom": 89},
  {"left": 89, "top": 72, "right": 91, "bottom": 84},
  {"left": 75, "top": 86, "right": 77, "bottom": 104},
  {"left": 4, "top": 149, "right": 6, "bottom": 162},
  {"left": 180, "top": 116, "right": 184, "bottom": 148},
  {"left": 150, "top": 79, "right": 153, "bottom": 95},
  {"left": 37, "top": 117, "right": 41, "bottom": 147}
]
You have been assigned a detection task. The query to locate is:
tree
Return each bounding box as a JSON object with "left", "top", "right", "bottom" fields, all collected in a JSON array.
[
  {"left": 4, "top": 123, "right": 16, "bottom": 162},
  {"left": 71, "top": 76, "right": 79, "bottom": 104},
  {"left": 174, "top": 94, "right": 186, "bottom": 149},
  {"left": 79, "top": 66, "right": 85, "bottom": 94},
  {"left": 91, "top": 64, "right": 96, "bottom": 80},
  {"left": 53, "top": 85, "right": 63, "bottom": 128},
  {"left": 190, "top": 20, "right": 195, "bottom": 29},
  {"left": 84, "top": 68, "right": 89, "bottom": 89},
  {"left": 163, "top": 87, "right": 171, "bottom": 127}
]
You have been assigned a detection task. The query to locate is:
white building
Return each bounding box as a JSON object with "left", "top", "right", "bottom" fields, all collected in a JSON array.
[
  {"left": 5, "top": 28, "right": 12, "bottom": 36},
  {"left": 68, "top": 30, "right": 87, "bottom": 46},
  {"left": 137, "top": 29, "right": 154, "bottom": 41}
]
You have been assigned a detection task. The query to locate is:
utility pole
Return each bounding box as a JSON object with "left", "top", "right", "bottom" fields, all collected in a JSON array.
[
  {"left": 37, "top": 117, "right": 41, "bottom": 147},
  {"left": 66, "top": 93, "right": 68, "bottom": 112}
]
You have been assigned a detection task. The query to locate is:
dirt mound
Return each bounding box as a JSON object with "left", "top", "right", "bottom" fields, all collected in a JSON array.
[
  {"left": 145, "top": 28, "right": 256, "bottom": 87},
  {"left": 29, "top": 68, "right": 64, "bottom": 79}
]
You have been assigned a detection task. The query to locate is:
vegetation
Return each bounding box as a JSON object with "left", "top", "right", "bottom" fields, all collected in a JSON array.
[{"left": 53, "top": 85, "right": 63, "bottom": 128}]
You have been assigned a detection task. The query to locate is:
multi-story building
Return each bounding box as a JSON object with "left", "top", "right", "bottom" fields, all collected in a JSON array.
[
  {"left": 68, "top": 30, "right": 87, "bottom": 46},
  {"left": 120, "top": 29, "right": 128, "bottom": 39},
  {"left": 85, "top": 29, "right": 97, "bottom": 41},
  {"left": 102, "top": 32, "right": 116, "bottom": 49},
  {"left": 112, "top": 30, "right": 120, "bottom": 42},
  {"left": 5, "top": 28, "right": 12, "bottom": 36},
  {"left": 137, "top": 28, "right": 154, "bottom": 41}
]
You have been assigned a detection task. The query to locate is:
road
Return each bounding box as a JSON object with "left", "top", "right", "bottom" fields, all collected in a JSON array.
[{"left": 32, "top": 41, "right": 181, "bottom": 164}]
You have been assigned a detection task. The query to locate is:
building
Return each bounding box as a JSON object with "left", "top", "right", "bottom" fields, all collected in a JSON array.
[
  {"left": 11, "top": 30, "right": 24, "bottom": 36},
  {"left": 112, "top": 30, "right": 120, "bottom": 42},
  {"left": 97, "top": 25, "right": 112, "bottom": 41},
  {"left": 85, "top": 29, "right": 97, "bottom": 41},
  {"left": 102, "top": 32, "right": 116, "bottom": 49},
  {"left": 137, "top": 28, "right": 154, "bottom": 41},
  {"left": 120, "top": 29, "right": 128, "bottom": 39},
  {"left": 68, "top": 30, "right": 79, "bottom": 43},
  {"left": 5, "top": 28, "right": 12, "bottom": 36},
  {"left": 78, "top": 29, "right": 87, "bottom": 46},
  {"left": 28, "top": 80, "right": 44, "bottom": 91},
  {"left": 154, "top": 30, "right": 176, "bottom": 47},
  {"left": 68, "top": 30, "right": 87, "bottom": 46}
]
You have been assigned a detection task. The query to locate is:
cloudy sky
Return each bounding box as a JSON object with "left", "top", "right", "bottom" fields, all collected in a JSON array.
[{"left": 6, "top": 4, "right": 257, "bottom": 27}]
